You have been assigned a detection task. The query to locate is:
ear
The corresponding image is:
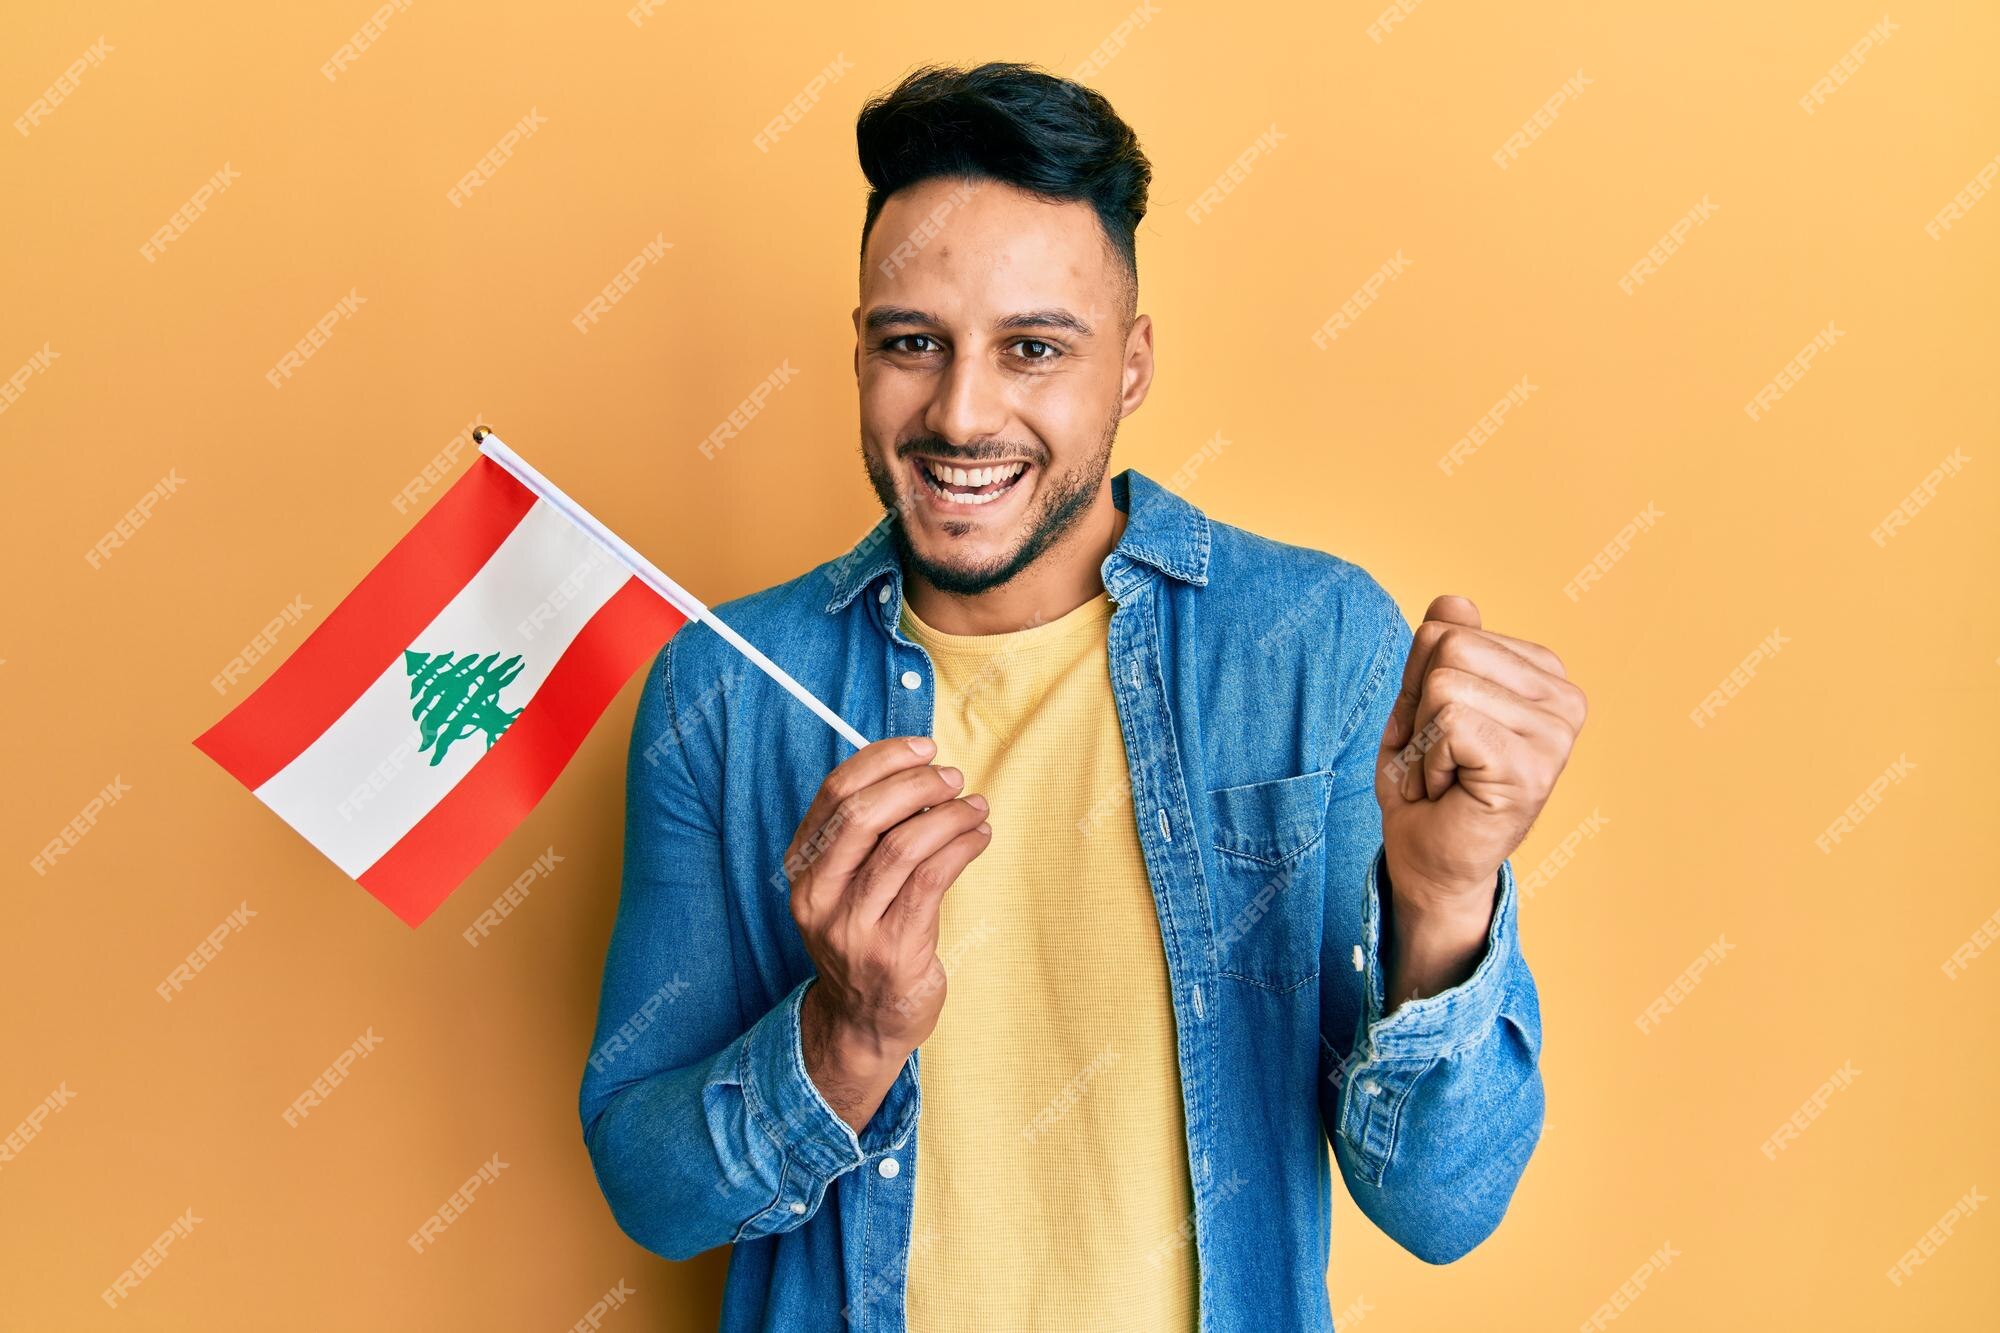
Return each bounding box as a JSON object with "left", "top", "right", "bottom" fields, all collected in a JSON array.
[{"left": 1121, "top": 313, "right": 1156, "bottom": 418}]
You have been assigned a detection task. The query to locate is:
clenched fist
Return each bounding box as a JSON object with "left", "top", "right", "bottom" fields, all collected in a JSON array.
[
  {"left": 785, "top": 735, "right": 993, "bottom": 1130},
  {"left": 1375, "top": 595, "right": 1586, "bottom": 999}
]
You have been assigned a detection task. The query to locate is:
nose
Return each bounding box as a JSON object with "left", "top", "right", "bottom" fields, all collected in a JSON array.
[{"left": 922, "top": 349, "right": 1010, "bottom": 450}]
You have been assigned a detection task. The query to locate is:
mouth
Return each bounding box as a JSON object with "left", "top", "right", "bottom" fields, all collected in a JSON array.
[{"left": 909, "top": 455, "right": 1033, "bottom": 513}]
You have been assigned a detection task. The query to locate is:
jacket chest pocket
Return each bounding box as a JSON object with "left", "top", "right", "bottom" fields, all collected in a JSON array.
[{"left": 1202, "top": 770, "right": 1332, "bottom": 991}]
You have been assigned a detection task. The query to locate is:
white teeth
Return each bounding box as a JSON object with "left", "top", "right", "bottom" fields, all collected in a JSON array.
[{"left": 920, "top": 459, "right": 1027, "bottom": 504}]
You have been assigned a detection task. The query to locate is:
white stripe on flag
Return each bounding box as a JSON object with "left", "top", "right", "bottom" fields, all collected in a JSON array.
[{"left": 252, "top": 500, "right": 629, "bottom": 875}]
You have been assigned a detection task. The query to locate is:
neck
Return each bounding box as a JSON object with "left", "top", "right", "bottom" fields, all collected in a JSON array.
[{"left": 904, "top": 480, "right": 1128, "bottom": 635}]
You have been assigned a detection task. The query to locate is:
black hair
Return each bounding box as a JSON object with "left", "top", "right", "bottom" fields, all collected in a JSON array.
[{"left": 855, "top": 62, "right": 1151, "bottom": 314}]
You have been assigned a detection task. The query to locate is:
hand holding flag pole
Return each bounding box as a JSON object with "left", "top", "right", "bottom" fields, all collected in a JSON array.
[{"left": 196, "top": 426, "right": 871, "bottom": 927}]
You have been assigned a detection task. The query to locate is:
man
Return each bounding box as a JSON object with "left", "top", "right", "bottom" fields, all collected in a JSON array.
[{"left": 580, "top": 62, "right": 1585, "bottom": 1332}]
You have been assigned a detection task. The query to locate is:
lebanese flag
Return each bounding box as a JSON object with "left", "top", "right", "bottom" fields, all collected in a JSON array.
[{"left": 195, "top": 446, "right": 691, "bottom": 927}]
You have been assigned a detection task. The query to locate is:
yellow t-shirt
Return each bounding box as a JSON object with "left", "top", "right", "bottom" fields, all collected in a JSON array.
[{"left": 900, "top": 589, "right": 1198, "bottom": 1333}]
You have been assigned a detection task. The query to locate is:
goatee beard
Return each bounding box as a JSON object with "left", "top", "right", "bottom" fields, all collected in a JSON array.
[{"left": 861, "top": 414, "right": 1117, "bottom": 598}]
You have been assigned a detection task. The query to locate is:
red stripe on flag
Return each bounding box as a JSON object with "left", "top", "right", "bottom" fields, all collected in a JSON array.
[
  {"left": 195, "top": 456, "right": 538, "bottom": 790},
  {"left": 356, "top": 577, "right": 688, "bottom": 927}
]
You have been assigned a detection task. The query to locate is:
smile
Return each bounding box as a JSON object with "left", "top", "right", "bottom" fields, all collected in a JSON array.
[{"left": 913, "top": 457, "right": 1031, "bottom": 508}]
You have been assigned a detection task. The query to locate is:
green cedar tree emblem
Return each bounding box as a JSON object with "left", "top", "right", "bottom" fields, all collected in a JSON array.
[{"left": 402, "top": 650, "right": 525, "bottom": 766}]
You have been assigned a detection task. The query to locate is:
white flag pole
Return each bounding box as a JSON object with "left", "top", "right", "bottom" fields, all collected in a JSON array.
[{"left": 473, "top": 428, "right": 872, "bottom": 752}]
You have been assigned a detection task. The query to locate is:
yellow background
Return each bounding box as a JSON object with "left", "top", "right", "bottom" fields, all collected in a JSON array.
[{"left": 4, "top": 0, "right": 1996, "bottom": 1327}]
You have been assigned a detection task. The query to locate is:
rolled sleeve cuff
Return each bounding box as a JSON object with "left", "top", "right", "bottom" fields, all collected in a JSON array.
[
  {"left": 740, "top": 975, "right": 921, "bottom": 1182},
  {"left": 1337, "top": 847, "right": 1524, "bottom": 1182},
  {"left": 1358, "top": 844, "right": 1521, "bottom": 1060}
]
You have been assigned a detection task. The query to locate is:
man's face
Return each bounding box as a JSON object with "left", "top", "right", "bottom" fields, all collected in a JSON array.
[{"left": 854, "top": 176, "right": 1150, "bottom": 596}]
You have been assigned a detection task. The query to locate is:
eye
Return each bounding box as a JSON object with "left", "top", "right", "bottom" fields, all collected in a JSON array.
[
  {"left": 883, "top": 334, "right": 940, "bottom": 354},
  {"left": 1012, "top": 339, "right": 1060, "bottom": 362}
]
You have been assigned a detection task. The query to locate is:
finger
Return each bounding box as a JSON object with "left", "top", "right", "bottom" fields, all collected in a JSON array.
[
  {"left": 1384, "top": 598, "right": 1483, "bottom": 750},
  {"left": 885, "top": 820, "right": 994, "bottom": 944},
  {"left": 1424, "top": 608, "right": 1560, "bottom": 680},
  {"left": 1425, "top": 626, "right": 1586, "bottom": 738},
  {"left": 787, "top": 739, "right": 945, "bottom": 908},
  {"left": 1399, "top": 716, "right": 1436, "bottom": 802},
  {"left": 1418, "top": 595, "right": 1571, "bottom": 689},
  {"left": 1379, "top": 724, "right": 1421, "bottom": 803},
  {"left": 788, "top": 736, "right": 938, "bottom": 860},
  {"left": 1420, "top": 702, "right": 1507, "bottom": 801},
  {"left": 1422, "top": 594, "right": 1482, "bottom": 629},
  {"left": 1424, "top": 605, "right": 1567, "bottom": 679},
  {"left": 850, "top": 796, "right": 992, "bottom": 922},
  {"left": 798, "top": 761, "right": 967, "bottom": 894},
  {"left": 1425, "top": 625, "right": 1563, "bottom": 702},
  {"left": 1383, "top": 699, "right": 1446, "bottom": 802},
  {"left": 789, "top": 763, "right": 962, "bottom": 927},
  {"left": 1386, "top": 623, "right": 1576, "bottom": 755},
  {"left": 1384, "top": 634, "right": 1436, "bottom": 756},
  {"left": 1410, "top": 667, "right": 1549, "bottom": 757},
  {"left": 1465, "top": 627, "right": 1566, "bottom": 678}
]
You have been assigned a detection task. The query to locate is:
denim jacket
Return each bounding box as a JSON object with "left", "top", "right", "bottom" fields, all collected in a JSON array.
[{"left": 579, "top": 468, "right": 1545, "bottom": 1332}]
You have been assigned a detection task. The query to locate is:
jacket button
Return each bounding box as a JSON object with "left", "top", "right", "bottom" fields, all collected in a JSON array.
[
  {"left": 899, "top": 670, "right": 922, "bottom": 690},
  {"left": 877, "top": 584, "right": 892, "bottom": 604},
  {"left": 877, "top": 1156, "right": 901, "bottom": 1179},
  {"left": 788, "top": 1200, "right": 806, "bottom": 1214}
]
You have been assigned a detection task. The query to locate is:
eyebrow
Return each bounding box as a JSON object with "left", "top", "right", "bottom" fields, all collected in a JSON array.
[{"left": 863, "top": 306, "right": 1096, "bottom": 338}]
